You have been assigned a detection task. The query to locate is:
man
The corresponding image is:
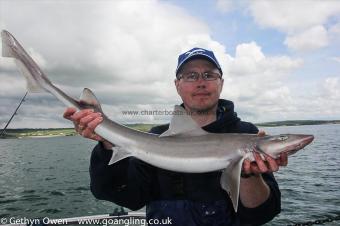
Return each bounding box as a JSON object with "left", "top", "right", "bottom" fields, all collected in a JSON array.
[{"left": 64, "top": 47, "right": 287, "bottom": 226}]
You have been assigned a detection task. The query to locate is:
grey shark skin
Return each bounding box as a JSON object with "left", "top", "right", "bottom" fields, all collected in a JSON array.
[{"left": 1, "top": 30, "right": 314, "bottom": 211}]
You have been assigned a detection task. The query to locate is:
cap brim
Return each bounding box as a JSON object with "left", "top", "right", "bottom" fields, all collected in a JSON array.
[{"left": 176, "top": 54, "right": 222, "bottom": 75}]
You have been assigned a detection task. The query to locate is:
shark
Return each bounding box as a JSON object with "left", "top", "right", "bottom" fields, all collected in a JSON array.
[{"left": 1, "top": 30, "right": 314, "bottom": 211}]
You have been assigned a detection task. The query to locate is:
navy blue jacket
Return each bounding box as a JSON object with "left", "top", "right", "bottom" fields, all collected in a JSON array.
[{"left": 89, "top": 99, "right": 281, "bottom": 226}]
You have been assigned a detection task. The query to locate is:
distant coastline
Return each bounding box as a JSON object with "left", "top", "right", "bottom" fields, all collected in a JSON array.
[
  {"left": 1, "top": 120, "right": 339, "bottom": 138},
  {"left": 255, "top": 120, "right": 340, "bottom": 127},
  {"left": 0, "top": 128, "right": 77, "bottom": 139},
  {"left": 0, "top": 124, "right": 156, "bottom": 139}
]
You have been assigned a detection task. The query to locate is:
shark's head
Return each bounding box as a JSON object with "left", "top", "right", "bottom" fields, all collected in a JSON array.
[{"left": 256, "top": 134, "right": 314, "bottom": 158}]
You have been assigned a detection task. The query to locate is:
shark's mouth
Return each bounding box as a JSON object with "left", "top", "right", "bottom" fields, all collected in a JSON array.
[{"left": 282, "top": 135, "right": 314, "bottom": 156}]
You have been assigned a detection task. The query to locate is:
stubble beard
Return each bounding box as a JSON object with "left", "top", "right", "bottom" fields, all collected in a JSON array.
[{"left": 186, "top": 99, "right": 219, "bottom": 117}]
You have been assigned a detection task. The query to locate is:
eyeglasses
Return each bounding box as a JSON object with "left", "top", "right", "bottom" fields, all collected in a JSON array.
[{"left": 177, "top": 71, "right": 222, "bottom": 82}]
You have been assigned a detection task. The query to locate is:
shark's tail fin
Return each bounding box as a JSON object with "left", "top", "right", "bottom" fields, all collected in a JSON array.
[
  {"left": 1, "top": 30, "right": 51, "bottom": 93},
  {"left": 15, "top": 59, "right": 47, "bottom": 93},
  {"left": 1, "top": 30, "right": 16, "bottom": 58}
]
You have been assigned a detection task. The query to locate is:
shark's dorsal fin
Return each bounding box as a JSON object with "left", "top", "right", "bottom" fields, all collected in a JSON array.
[
  {"left": 220, "top": 156, "right": 245, "bottom": 212},
  {"left": 79, "top": 88, "right": 103, "bottom": 112},
  {"left": 159, "top": 105, "right": 208, "bottom": 137},
  {"left": 108, "top": 146, "right": 132, "bottom": 165}
]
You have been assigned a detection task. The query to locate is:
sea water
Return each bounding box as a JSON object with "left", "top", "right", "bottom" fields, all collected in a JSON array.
[{"left": 0, "top": 124, "right": 339, "bottom": 225}]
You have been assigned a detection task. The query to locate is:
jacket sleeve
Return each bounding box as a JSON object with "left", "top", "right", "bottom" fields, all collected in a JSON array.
[
  {"left": 236, "top": 122, "right": 281, "bottom": 225},
  {"left": 89, "top": 142, "right": 154, "bottom": 210}
]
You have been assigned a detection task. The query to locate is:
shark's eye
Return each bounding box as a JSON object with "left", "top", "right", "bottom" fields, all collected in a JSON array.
[{"left": 277, "top": 135, "right": 288, "bottom": 141}]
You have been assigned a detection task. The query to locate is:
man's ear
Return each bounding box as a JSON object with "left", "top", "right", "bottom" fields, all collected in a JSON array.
[
  {"left": 220, "top": 78, "right": 224, "bottom": 93},
  {"left": 174, "top": 79, "right": 180, "bottom": 93}
]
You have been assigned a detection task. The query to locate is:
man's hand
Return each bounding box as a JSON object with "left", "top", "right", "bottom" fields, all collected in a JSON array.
[
  {"left": 242, "top": 130, "right": 288, "bottom": 177},
  {"left": 63, "top": 107, "right": 103, "bottom": 141},
  {"left": 63, "top": 107, "right": 113, "bottom": 149}
]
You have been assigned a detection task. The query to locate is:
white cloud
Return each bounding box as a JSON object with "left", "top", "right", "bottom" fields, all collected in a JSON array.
[
  {"left": 225, "top": 42, "right": 302, "bottom": 77},
  {"left": 248, "top": 0, "right": 340, "bottom": 51},
  {"left": 323, "top": 77, "right": 340, "bottom": 99},
  {"left": 235, "top": 42, "right": 265, "bottom": 61},
  {"left": 0, "top": 73, "right": 26, "bottom": 96},
  {"left": 330, "top": 57, "right": 340, "bottom": 63},
  {"left": 0, "top": 0, "right": 338, "bottom": 128},
  {"left": 248, "top": 0, "right": 340, "bottom": 33},
  {"left": 298, "top": 77, "right": 340, "bottom": 119},
  {"left": 329, "top": 23, "right": 340, "bottom": 42},
  {"left": 218, "top": 42, "right": 304, "bottom": 122},
  {"left": 0, "top": 0, "right": 229, "bottom": 127},
  {"left": 270, "top": 76, "right": 340, "bottom": 121},
  {"left": 0, "top": 57, "right": 15, "bottom": 70},
  {"left": 284, "top": 26, "right": 329, "bottom": 52},
  {"left": 215, "top": 0, "right": 234, "bottom": 13}
]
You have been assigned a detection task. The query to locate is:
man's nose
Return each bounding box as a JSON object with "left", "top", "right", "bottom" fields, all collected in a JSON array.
[{"left": 196, "top": 76, "right": 206, "bottom": 88}]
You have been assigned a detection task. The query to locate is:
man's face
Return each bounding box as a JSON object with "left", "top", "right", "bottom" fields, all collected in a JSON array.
[{"left": 175, "top": 59, "right": 224, "bottom": 112}]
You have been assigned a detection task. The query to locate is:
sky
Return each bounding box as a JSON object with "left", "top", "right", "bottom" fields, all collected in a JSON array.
[{"left": 0, "top": 0, "right": 339, "bottom": 128}]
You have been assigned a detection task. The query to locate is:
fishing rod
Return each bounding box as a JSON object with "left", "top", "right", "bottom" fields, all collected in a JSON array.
[{"left": 0, "top": 91, "right": 28, "bottom": 137}]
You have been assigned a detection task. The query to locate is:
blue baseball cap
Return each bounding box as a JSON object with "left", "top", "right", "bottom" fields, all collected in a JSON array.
[{"left": 175, "top": 47, "right": 223, "bottom": 76}]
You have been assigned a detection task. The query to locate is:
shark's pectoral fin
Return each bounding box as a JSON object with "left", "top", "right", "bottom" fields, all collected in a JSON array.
[
  {"left": 79, "top": 88, "right": 103, "bottom": 113},
  {"left": 159, "top": 105, "right": 208, "bottom": 137},
  {"left": 220, "top": 157, "right": 245, "bottom": 212},
  {"left": 108, "top": 146, "right": 132, "bottom": 165}
]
